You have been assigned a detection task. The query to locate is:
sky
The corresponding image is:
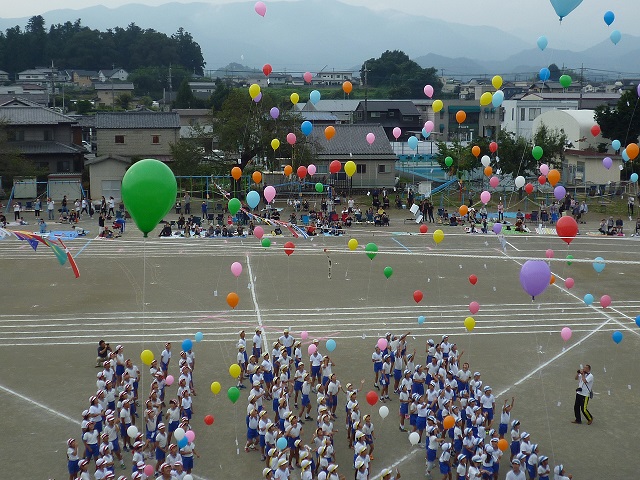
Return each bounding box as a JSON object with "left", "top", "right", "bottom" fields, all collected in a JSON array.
[{"left": 0, "top": 0, "right": 635, "bottom": 50}]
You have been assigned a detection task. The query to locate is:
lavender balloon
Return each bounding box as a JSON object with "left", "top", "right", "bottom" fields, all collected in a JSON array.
[
  {"left": 554, "top": 185, "right": 566, "bottom": 200},
  {"left": 520, "top": 260, "right": 551, "bottom": 299},
  {"left": 253, "top": 92, "right": 262, "bottom": 103},
  {"left": 270, "top": 107, "right": 280, "bottom": 119},
  {"left": 602, "top": 157, "right": 613, "bottom": 169},
  {"left": 492, "top": 223, "right": 502, "bottom": 234}
]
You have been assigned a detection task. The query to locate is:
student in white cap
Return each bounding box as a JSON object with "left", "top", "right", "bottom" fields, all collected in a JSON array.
[
  {"left": 553, "top": 464, "right": 573, "bottom": 480},
  {"left": 236, "top": 344, "right": 247, "bottom": 388},
  {"left": 505, "top": 458, "right": 526, "bottom": 480},
  {"left": 439, "top": 442, "right": 452, "bottom": 479},
  {"left": 537, "top": 455, "right": 551, "bottom": 480},
  {"left": 253, "top": 328, "right": 263, "bottom": 358},
  {"left": 455, "top": 454, "right": 467, "bottom": 479},
  {"left": 480, "top": 385, "right": 496, "bottom": 428}
]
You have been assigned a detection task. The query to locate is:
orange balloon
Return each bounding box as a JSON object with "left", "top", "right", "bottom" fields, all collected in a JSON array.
[
  {"left": 550, "top": 275, "right": 556, "bottom": 285},
  {"left": 252, "top": 171, "right": 262, "bottom": 184},
  {"left": 472, "top": 145, "right": 480, "bottom": 158},
  {"left": 627, "top": 143, "right": 639, "bottom": 160},
  {"left": 231, "top": 166, "right": 242, "bottom": 181},
  {"left": 342, "top": 81, "right": 353, "bottom": 94},
  {"left": 459, "top": 205, "right": 468, "bottom": 216},
  {"left": 226, "top": 292, "right": 239, "bottom": 309},
  {"left": 497, "top": 438, "right": 509, "bottom": 452},
  {"left": 324, "top": 126, "right": 336, "bottom": 141},
  {"left": 547, "top": 169, "right": 560, "bottom": 186},
  {"left": 456, "top": 110, "right": 466, "bottom": 124},
  {"left": 484, "top": 166, "right": 493, "bottom": 177},
  {"left": 284, "top": 165, "right": 293, "bottom": 176},
  {"left": 443, "top": 415, "right": 455, "bottom": 430}
]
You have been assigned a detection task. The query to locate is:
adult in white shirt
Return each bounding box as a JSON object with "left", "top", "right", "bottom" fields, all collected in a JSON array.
[
  {"left": 253, "top": 328, "right": 263, "bottom": 357},
  {"left": 505, "top": 459, "right": 526, "bottom": 480},
  {"left": 572, "top": 364, "right": 594, "bottom": 425},
  {"left": 278, "top": 329, "right": 295, "bottom": 355}
]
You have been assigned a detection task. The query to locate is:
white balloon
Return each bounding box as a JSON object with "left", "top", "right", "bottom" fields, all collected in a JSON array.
[
  {"left": 481, "top": 155, "right": 491, "bottom": 167},
  {"left": 174, "top": 427, "right": 186, "bottom": 441},
  {"left": 379, "top": 406, "right": 389, "bottom": 419},
  {"left": 127, "top": 425, "right": 138, "bottom": 439},
  {"left": 409, "top": 432, "right": 420, "bottom": 445},
  {"left": 515, "top": 176, "right": 526, "bottom": 188}
]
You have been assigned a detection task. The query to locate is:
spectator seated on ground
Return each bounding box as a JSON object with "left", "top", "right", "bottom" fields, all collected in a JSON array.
[
  {"left": 177, "top": 215, "right": 186, "bottom": 229},
  {"left": 19, "top": 217, "right": 28, "bottom": 225},
  {"left": 598, "top": 219, "right": 607, "bottom": 235},
  {"left": 0, "top": 214, "right": 6, "bottom": 227},
  {"left": 614, "top": 217, "right": 624, "bottom": 235},
  {"left": 344, "top": 215, "right": 353, "bottom": 227},
  {"left": 290, "top": 213, "right": 297, "bottom": 225},
  {"left": 635, "top": 218, "right": 640, "bottom": 236},
  {"left": 214, "top": 225, "right": 222, "bottom": 236},
  {"left": 449, "top": 215, "right": 458, "bottom": 226},
  {"left": 515, "top": 218, "right": 526, "bottom": 232},
  {"left": 306, "top": 225, "right": 317, "bottom": 236}
]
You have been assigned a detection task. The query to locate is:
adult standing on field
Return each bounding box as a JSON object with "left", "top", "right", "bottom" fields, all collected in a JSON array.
[{"left": 572, "top": 364, "right": 593, "bottom": 425}]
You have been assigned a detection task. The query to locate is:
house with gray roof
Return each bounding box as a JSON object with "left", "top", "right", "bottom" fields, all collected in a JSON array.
[
  {"left": 98, "top": 68, "right": 129, "bottom": 83},
  {"left": 297, "top": 99, "right": 360, "bottom": 124},
  {"left": 94, "top": 82, "right": 135, "bottom": 108},
  {"left": 71, "top": 69, "right": 99, "bottom": 87},
  {"left": 0, "top": 70, "right": 10, "bottom": 82},
  {"left": 354, "top": 100, "right": 422, "bottom": 141}
]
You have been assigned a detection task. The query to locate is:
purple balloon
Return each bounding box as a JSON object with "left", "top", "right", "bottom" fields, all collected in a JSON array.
[
  {"left": 553, "top": 185, "right": 566, "bottom": 201},
  {"left": 253, "top": 92, "right": 262, "bottom": 103},
  {"left": 270, "top": 107, "right": 280, "bottom": 119},
  {"left": 492, "top": 223, "right": 502, "bottom": 234},
  {"left": 602, "top": 156, "right": 613, "bottom": 169},
  {"left": 520, "top": 260, "right": 551, "bottom": 299},
  {"left": 637, "top": 84, "right": 640, "bottom": 97}
]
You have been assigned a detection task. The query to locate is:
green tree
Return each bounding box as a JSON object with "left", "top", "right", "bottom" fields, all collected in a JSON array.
[
  {"left": 594, "top": 89, "right": 640, "bottom": 145},
  {"left": 73, "top": 100, "right": 93, "bottom": 114},
  {"left": 115, "top": 93, "right": 133, "bottom": 110},
  {"left": 0, "top": 122, "right": 46, "bottom": 188},
  {"left": 174, "top": 78, "right": 196, "bottom": 108}
]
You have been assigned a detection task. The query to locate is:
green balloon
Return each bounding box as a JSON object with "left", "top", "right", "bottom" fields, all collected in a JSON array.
[
  {"left": 121, "top": 159, "right": 177, "bottom": 237},
  {"left": 261, "top": 238, "right": 271, "bottom": 248},
  {"left": 315, "top": 182, "right": 324, "bottom": 193},
  {"left": 365, "top": 242, "right": 378, "bottom": 260},
  {"left": 445, "top": 156, "right": 453, "bottom": 167},
  {"left": 532, "top": 145, "right": 544, "bottom": 161},
  {"left": 383, "top": 266, "right": 393, "bottom": 279},
  {"left": 228, "top": 198, "right": 241, "bottom": 216},
  {"left": 227, "top": 386, "right": 240, "bottom": 404},
  {"left": 566, "top": 254, "right": 574, "bottom": 266},
  {"left": 559, "top": 74, "right": 572, "bottom": 88}
]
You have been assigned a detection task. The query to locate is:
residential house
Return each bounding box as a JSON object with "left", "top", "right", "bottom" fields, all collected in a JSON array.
[
  {"left": 173, "top": 108, "right": 213, "bottom": 139},
  {"left": 297, "top": 100, "right": 360, "bottom": 124},
  {"left": 94, "top": 83, "right": 135, "bottom": 108},
  {"left": 71, "top": 70, "right": 99, "bottom": 87},
  {"left": 354, "top": 100, "right": 422, "bottom": 141},
  {"left": 0, "top": 70, "right": 10, "bottom": 82},
  {"left": 312, "top": 70, "right": 355, "bottom": 86},
  {"left": 459, "top": 79, "right": 494, "bottom": 101},
  {"left": 98, "top": 68, "right": 129, "bottom": 83},
  {"left": 502, "top": 96, "right": 579, "bottom": 139},
  {"left": 16, "top": 67, "right": 68, "bottom": 87},
  {"left": 84, "top": 154, "right": 131, "bottom": 201}
]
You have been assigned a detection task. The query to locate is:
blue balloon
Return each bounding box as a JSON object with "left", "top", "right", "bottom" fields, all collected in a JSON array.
[
  {"left": 309, "top": 90, "right": 321, "bottom": 105},
  {"left": 326, "top": 339, "right": 336, "bottom": 352},
  {"left": 276, "top": 437, "right": 287, "bottom": 450},
  {"left": 178, "top": 437, "right": 188, "bottom": 448},
  {"left": 604, "top": 10, "right": 615, "bottom": 26},
  {"left": 195, "top": 331, "right": 204, "bottom": 342},
  {"left": 539, "top": 68, "right": 551, "bottom": 82},
  {"left": 301, "top": 121, "right": 313, "bottom": 136},
  {"left": 537, "top": 35, "right": 548, "bottom": 51},
  {"left": 583, "top": 293, "right": 594, "bottom": 306},
  {"left": 610, "top": 30, "right": 621, "bottom": 45},
  {"left": 550, "top": 0, "right": 584, "bottom": 20},
  {"left": 422, "top": 129, "right": 430, "bottom": 139},
  {"left": 592, "top": 257, "right": 606, "bottom": 273},
  {"left": 182, "top": 339, "right": 193, "bottom": 351},
  {"left": 246, "top": 190, "right": 260, "bottom": 209},
  {"left": 612, "top": 331, "right": 623, "bottom": 344},
  {"left": 407, "top": 136, "right": 418, "bottom": 150},
  {"left": 622, "top": 149, "right": 630, "bottom": 162},
  {"left": 612, "top": 139, "right": 621, "bottom": 151},
  {"left": 492, "top": 90, "right": 504, "bottom": 108},
  {"left": 418, "top": 315, "right": 425, "bottom": 325},
  {"left": 630, "top": 173, "right": 638, "bottom": 183},
  {"left": 635, "top": 315, "right": 640, "bottom": 328}
]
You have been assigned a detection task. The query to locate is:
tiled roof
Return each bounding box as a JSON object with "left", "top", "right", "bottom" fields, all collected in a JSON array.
[
  {"left": 96, "top": 111, "right": 181, "bottom": 129},
  {"left": 308, "top": 124, "right": 396, "bottom": 158},
  {"left": 6, "top": 141, "right": 84, "bottom": 154},
  {"left": 94, "top": 83, "right": 134, "bottom": 91},
  {"left": 0, "top": 105, "right": 77, "bottom": 125},
  {"left": 299, "top": 111, "right": 337, "bottom": 122},
  {"left": 356, "top": 100, "right": 420, "bottom": 116}
]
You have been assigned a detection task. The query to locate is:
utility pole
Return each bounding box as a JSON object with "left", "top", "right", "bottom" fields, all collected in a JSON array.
[
  {"left": 578, "top": 63, "right": 584, "bottom": 110},
  {"left": 363, "top": 62, "right": 369, "bottom": 124}
]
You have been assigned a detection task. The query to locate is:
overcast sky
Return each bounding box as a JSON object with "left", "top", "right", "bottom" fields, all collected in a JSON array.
[{"left": 1, "top": 0, "right": 635, "bottom": 49}]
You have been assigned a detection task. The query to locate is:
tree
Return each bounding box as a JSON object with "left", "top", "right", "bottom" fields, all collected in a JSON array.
[
  {"left": 74, "top": 100, "right": 93, "bottom": 114},
  {"left": 174, "top": 79, "right": 196, "bottom": 109},
  {"left": 361, "top": 50, "right": 442, "bottom": 99},
  {"left": 594, "top": 89, "right": 640, "bottom": 145},
  {"left": 115, "top": 93, "right": 133, "bottom": 110},
  {"left": 0, "top": 122, "right": 46, "bottom": 189}
]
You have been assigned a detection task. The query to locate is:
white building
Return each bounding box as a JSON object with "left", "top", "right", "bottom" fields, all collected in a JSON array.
[{"left": 502, "top": 95, "right": 578, "bottom": 139}]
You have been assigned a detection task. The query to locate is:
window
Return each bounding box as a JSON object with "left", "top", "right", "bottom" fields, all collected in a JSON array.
[
  {"left": 357, "top": 164, "right": 366, "bottom": 174},
  {"left": 56, "top": 160, "right": 70, "bottom": 172},
  {"left": 520, "top": 108, "right": 526, "bottom": 121},
  {"left": 370, "top": 112, "right": 380, "bottom": 118},
  {"left": 356, "top": 111, "right": 363, "bottom": 119},
  {"left": 402, "top": 116, "right": 412, "bottom": 122},
  {"left": 115, "top": 135, "right": 125, "bottom": 144},
  {"left": 43, "top": 129, "right": 54, "bottom": 141},
  {"left": 529, "top": 108, "right": 541, "bottom": 121},
  {"left": 388, "top": 111, "right": 395, "bottom": 117},
  {"left": 315, "top": 164, "right": 328, "bottom": 174},
  {"left": 378, "top": 164, "right": 388, "bottom": 173},
  {"left": 7, "top": 130, "right": 24, "bottom": 141},
  {"left": 152, "top": 135, "right": 160, "bottom": 144}
]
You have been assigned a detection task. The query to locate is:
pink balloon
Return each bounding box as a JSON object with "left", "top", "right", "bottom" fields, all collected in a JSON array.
[
  {"left": 424, "top": 121, "right": 434, "bottom": 133},
  {"left": 307, "top": 164, "right": 316, "bottom": 176},
  {"left": 144, "top": 465, "right": 155, "bottom": 476},
  {"left": 254, "top": 1, "right": 266, "bottom": 16},
  {"left": 545, "top": 249, "right": 554, "bottom": 259},
  {"left": 303, "top": 72, "right": 312, "bottom": 83},
  {"left": 165, "top": 375, "right": 174, "bottom": 386},
  {"left": 231, "top": 261, "right": 243, "bottom": 277},
  {"left": 539, "top": 164, "right": 549, "bottom": 176},
  {"left": 480, "top": 190, "right": 490, "bottom": 204},
  {"left": 392, "top": 127, "right": 401, "bottom": 140},
  {"left": 377, "top": 338, "right": 388, "bottom": 350},
  {"left": 560, "top": 327, "right": 572, "bottom": 342},
  {"left": 366, "top": 132, "right": 375, "bottom": 145},
  {"left": 564, "top": 277, "right": 574, "bottom": 289},
  {"left": 286, "top": 133, "right": 296, "bottom": 145},
  {"left": 185, "top": 430, "right": 195, "bottom": 443},
  {"left": 469, "top": 301, "right": 480, "bottom": 315},
  {"left": 253, "top": 226, "right": 264, "bottom": 239},
  {"left": 300, "top": 331, "right": 308, "bottom": 340},
  {"left": 423, "top": 84, "right": 434, "bottom": 98},
  {"left": 264, "top": 185, "right": 276, "bottom": 203},
  {"left": 307, "top": 344, "right": 317, "bottom": 355},
  {"left": 600, "top": 295, "right": 611, "bottom": 308},
  {"left": 489, "top": 176, "right": 499, "bottom": 188}
]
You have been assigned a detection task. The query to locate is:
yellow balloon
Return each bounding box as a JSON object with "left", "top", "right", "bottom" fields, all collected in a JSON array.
[
  {"left": 290, "top": 92, "right": 299, "bottom": 105},
  {"left": 432, "top": 99, "right": 443, "bottom": 113},
  {"left": 433, "top": 229, "right": 444, "bottom": 244},
  {"left": 140, "top": 349, "right": 154, "bottom": 366},
  {"left": 348, "top": 238, "right": 358, "bottom": 251},
  {"left": 344, "top": 160, "right": 356, "bottom": 178},
  {"left": 492, "top": 75, "right": 503, "bottom": 90},
  {"left": 229, "top": 363, "right": 241, "bottom": 378},
  {"left": 249, "top": 83, "right": 261, "bottom": 99},
  {"left": 271, "top": 138, "right": 280, "bottom": 151},
  {"left": 210, "top": 381, "right": 221, "bottom": 395},
  {"left": 480, "top": 92, "right": 492, "bottom": 106},
  {"left": 464, "top": 316, "right": 476, "bottom": 332}
]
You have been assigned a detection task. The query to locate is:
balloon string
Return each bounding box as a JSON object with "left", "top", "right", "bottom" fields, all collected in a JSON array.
[{"left": 141, "top": 236, "right": 147, "bottom": 406}]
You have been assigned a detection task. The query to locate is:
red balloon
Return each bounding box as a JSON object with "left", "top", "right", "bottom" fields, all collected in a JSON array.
[
  {"left": 413, "top": 290, "right": 423, "bottom": 303},
  {"left": 489, "top": 141, "right": 498, "bottom": 153},
  {"left": 556, "top": 216, "right": 578, "bottom": 245},
  {"left": 590, "top": 124, "right": 601, "bottom": 137},
  {"left": 366, "top": 391, "right": 379, "bottom": 406},
  {"left": 468, "top": 274, "right": 477, "bottom": 285},
  {"left": 204, "top": 415, "right": 214, "bottom": 425},
  {"left": 284, "top": 241, "right": 295, "bottom": 256},
  {"left": 297, "top": 166, "right": 307, "bottom": 179},
  {"left": 329, "top": 160, "right": 341, "bottom": 174},
  {"left": 524, "top": 183, "right": 534, "bottom": 194},
  {"left": 538, "top": 175, "right": 547, "bottom": 185},
  {"left": 419, "top": 224, "right": 428, "bottom": 234}
]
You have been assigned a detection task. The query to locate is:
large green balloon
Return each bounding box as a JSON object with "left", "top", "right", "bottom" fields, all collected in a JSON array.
[
  {"left": 227, "top": 386, "right": 240, "bottom": 404},
  {"left": 559, "top": 74, "right": 572, "bottom": 88},
  {"left": 365, "top": 242, "right": 378, "bottom": 260},
  {"left": 121, "top": 159, "right": 177, "bottom": 237},
  {"left": 532, "top": 145, "right": 544, "bottom": 161},
  {"left": 444, "top": 156, "right": 453, "bottom": 167},
  {"left": 228, "top": 198, "right": 241, "bottom": 216},
  {"left": 383, "top": 266, "right": 393, "bottom": 279},
  {"left": 261, "top": 238, "right": 271, "bottom": 248},
  {"left": 315, "top": 182, "right": 324, "bottom": 193}
]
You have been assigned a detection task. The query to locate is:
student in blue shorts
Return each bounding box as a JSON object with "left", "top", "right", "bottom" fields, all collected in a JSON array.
[{"left": 67, "top": 438, "right": 80, "bottom": 480}]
